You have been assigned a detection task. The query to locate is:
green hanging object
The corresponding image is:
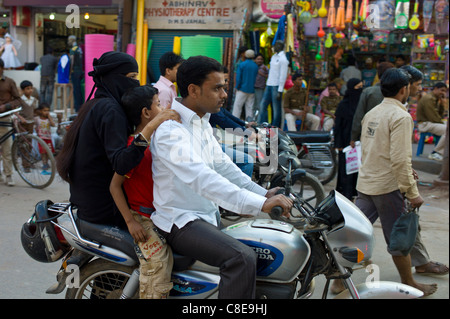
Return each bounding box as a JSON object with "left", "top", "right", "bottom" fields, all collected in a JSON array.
[{"left": 394, "top": 0, "right": 410, "bottom": 29}]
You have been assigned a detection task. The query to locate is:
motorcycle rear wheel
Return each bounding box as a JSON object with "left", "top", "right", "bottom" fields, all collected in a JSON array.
[{"left": 65, "top": 259, "right": 136, "bottom": 299}]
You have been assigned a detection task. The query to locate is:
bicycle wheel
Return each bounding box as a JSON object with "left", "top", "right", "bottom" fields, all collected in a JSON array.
[{"left": 11, "top": 133, "right": 56, "bottom": 189}]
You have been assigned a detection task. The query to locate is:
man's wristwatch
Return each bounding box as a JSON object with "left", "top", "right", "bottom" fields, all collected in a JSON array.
[{"left": 134, "top": 132, "right": 150, "bottom": 147}]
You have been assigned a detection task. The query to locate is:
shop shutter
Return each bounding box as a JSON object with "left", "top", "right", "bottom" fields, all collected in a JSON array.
[{"left": 147, "top": 30, "right": 233, "bottom": 84}]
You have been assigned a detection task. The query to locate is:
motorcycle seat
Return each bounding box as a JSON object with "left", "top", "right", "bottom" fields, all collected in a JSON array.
[
  {"left": 76, "top": 218, "right": 196, "bottom": 270},
  {"left": 77, "top": 218, "right": 139, "bottom": 263},
  {"left": 286, "top": 130, "right": 331, "bottom": 144}
]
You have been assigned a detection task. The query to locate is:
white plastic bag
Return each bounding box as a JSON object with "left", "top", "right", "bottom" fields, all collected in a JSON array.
[{"left": 343, "top": 141, "right": 362, "bottom": 175}]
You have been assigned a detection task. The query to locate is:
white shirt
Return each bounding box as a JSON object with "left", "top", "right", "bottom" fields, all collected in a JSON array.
[
  {"left": 150, "top": 98, "right": 268, "bottom": 232},
  {"left": 266, "top": 51, "right": 289, "bottom": 93}
]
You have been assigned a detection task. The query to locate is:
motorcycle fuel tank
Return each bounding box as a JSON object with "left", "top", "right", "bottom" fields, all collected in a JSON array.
[{"left": 222, "top": 219, "right": 311, "bottom": 283}]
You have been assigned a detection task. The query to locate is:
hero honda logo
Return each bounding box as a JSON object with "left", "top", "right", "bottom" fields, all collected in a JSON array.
[{"left": 239, "top": 240, "right": 284, "bottom": 277}]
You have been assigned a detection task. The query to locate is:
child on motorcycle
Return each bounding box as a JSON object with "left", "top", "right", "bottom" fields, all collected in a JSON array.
[{"left": 109, "top": 85, "right": 180, "bottom": 299}]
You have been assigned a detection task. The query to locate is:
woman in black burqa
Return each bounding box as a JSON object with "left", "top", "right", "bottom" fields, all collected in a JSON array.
[
  {"left": 334, "top": 78, "right": 363, "bottom": 201},
  {"left": 57, "top": 52, "right": 151, "bottom": 228}
]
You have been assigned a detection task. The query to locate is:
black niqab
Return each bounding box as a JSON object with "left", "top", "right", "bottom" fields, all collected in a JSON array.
[{"left": 87, "top": 51, "right": 140, "bottom": 104}]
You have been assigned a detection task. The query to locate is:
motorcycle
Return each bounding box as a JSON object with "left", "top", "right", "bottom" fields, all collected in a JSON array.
[
  {"left": 21, "top": 186, "right": 423, "bottom": 299},
  {"left": 285, "top": 129, "right": 337, "bottom": 185}
]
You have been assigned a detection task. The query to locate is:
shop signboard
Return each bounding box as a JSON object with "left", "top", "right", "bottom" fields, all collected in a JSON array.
[
  {"left": 259, "top": 0, "right": 285, "bottom": 19},
  {"left": 144, "top": 0, "right": 251, "bottom": 30}
]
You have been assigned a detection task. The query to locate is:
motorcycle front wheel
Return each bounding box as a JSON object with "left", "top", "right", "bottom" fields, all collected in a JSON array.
[{"left": 65, "top": 259, "right": 136, "bottom": 299}]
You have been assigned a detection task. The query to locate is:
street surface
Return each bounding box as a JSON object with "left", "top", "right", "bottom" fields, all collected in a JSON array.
[{"left": 0, "top": 168, "right": 448, "bottom": 299}]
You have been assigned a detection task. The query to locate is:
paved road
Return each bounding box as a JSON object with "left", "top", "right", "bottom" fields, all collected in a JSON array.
[{"left": 0, "top": 168, "right": 448, "bottom": 299}]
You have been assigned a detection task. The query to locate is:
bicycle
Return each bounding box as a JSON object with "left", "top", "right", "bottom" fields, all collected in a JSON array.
[{"left": 0, "top": 107, "right": 56, "bottom": 188}]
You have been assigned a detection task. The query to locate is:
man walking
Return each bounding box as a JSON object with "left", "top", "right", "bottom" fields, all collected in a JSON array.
[
  {"left": 232, "top": 49, "right": 259, "bottom": 121},
  {"left": 355, "top": 68, "right": 437, "bottom": 297}
]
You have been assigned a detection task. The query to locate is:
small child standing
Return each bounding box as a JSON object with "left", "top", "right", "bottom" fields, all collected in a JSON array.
[
  {"left": 34, "top": 103, "right": 55, "bottom": 172},
  {"left": 109, "top": 85, "right": 180, "bottom": 299},
  {"left": 19, "top": 80, "right": 39, "bottom": 135}
]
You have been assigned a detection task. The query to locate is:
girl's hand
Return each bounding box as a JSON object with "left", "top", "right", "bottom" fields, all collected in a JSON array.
[{"left": 127, "top": 218, "right": 148, "bottom": 243}]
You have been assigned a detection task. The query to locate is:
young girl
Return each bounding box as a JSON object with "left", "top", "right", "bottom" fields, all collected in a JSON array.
[
  {"left": 34, "top": 103, "right": 55, "bottom": 172},
  {"left": 109, "top": 85, "right": 180, "bottom": 299},
  {"left": 0, "top": 34, "right": 22, "bottom": 69}
]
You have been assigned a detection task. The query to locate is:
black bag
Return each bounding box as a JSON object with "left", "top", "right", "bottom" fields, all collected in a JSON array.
[{"left": 389, "top": 207, "right": 419, "bottom": 256}]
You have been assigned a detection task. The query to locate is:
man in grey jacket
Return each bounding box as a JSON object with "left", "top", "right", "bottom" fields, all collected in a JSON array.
[{"left": 350, "top": 62, "right": 394, "bottom": 146}]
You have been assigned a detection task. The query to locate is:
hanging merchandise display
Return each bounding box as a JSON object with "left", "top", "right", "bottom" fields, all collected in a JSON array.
[
  {"left": 336, "top": 0, "right": 346, "bottom": 30},
  {"left": 422, "top": 0, "right": 434, "bottom": 32},
  {"left": 345, "top": 0, "right": 353, "bottom": 23},
  {"left": 394, "top": 0, "right": 410, "bottom": 29},
  {"left": 272, "top": 13, "right": 287, "bottom": 45},
  {"left": 325, "top": 32, "right": 333, "bottom": 48},
  {"left": 317, "top": 18, "right": 326, "bottom": 37},
  {"left": 409, "top": 0, "right": 420, "bottom": 30},
  {"left": 353, "top": 0, "right": 360, "bottom": 27},
  {"left": 311, "top": 0, "right": 319, "bottom": 17},
  {"left": 318, "top": 0, "right": 328, "bottom": 17},
  {"left": 286, "top": 13, "right": 295, "bottom": 52},
  {"left": 360, "top": 0, "right": 369, "bottom": 22},
  {"left": 298, "top": 1, "right": 313, "bottom": 24},
  {"left": 327, "top": 0, "right": 336, "bottom": 27},
  {"left": 435, "top": 0, "right": 449, "bottom": 34}
]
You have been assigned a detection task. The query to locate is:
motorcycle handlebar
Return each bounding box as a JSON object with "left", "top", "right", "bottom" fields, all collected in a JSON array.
[{"left": 270, "top": 206, "right": 284, "bottom": 218}]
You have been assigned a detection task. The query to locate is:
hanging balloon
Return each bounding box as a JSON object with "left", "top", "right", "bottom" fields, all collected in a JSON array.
[
  {"left": 317, "top": 19, "right": 325, "bottom": 37},
  {"left": 318, "top": 0, "right": 328, "bottom": 18}
]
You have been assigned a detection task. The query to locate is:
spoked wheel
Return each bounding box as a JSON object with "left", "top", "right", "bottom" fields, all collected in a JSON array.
[
  {"left": 65, "top": 259, "right": 136, "bottom": 299},
  {"left": 11, "top": 133, "right": 56, "bottom": 189},
  {"left": 270, "top": 172, "right": 326, "bottom": 228},
  {"left": 298, "top": 148, "right": 337, "bottom": 185}
]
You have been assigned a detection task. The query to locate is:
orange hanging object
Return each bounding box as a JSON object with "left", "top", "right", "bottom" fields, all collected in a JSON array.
[
  {"left": 318, "top": 18, "right": 325, "bottom": 37},
  {"left": 360, "top": 0, "right": 368, "bottom": 21},
  {"left": 336, "top": 0, "right": 346, "bottom": 30},
  {"left": 345, "top": 0, "right": 353, "bottom": 23},
  {"left": 327, "top": 0, "right": 336, "bottom": 28}
]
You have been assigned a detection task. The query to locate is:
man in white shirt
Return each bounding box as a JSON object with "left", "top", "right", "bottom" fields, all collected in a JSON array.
[
  {"left": 153, "top": 51, "right": 184, "bottom": 109},
  {"left": 151, "top": 56, "right": 292, "bottom": 299},
  {"left": 258, "top": 40, "right": 289, "bottom": 127}
]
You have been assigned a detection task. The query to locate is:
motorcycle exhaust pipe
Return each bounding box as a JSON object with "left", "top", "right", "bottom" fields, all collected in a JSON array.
[{"left": 120, "top": 269, "right": 140, "bottom": 299}]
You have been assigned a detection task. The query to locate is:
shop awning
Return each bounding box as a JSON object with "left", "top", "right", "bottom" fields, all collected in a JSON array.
[{"left": 3, "top": 0, "right": 112, "bottom": 6}]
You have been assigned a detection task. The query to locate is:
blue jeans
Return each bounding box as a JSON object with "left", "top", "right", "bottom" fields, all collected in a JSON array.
[
  {"left": 221, "top": 144, "right": 254, "bottom": 177},
  {"left": 258, "top": 85, "right": 282, "bottom": 127}
]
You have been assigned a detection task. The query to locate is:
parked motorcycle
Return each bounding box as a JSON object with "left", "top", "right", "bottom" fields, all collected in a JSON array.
[
  {"left": 21, "top": 190, "right": 423, "bottom": 299},
  {"left": 230, "top": 124, "right": 326, "bottom": 209},
  {"left": 285, "top": 130, "right": 337, "bottom": 185}
]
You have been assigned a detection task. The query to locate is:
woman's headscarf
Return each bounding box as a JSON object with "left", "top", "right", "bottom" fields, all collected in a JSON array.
[
  {"left": 336, "top": 78, "right": 363, "bottom": 119},
  {"left": 87, "top": 51, "right": 140, "bottom": 104}
]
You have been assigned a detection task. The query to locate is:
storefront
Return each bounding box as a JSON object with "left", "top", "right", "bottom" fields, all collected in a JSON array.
[
  {"left": 142, "top": 0, "right": 252, "bottom": 85},
  {"left": 243, "top": 0, "right": 448, "bottom": 96}
]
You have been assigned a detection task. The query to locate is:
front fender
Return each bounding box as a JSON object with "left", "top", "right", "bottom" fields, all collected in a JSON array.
[{"left": 334, "top": 281, "right": 424, "bottom": 299}]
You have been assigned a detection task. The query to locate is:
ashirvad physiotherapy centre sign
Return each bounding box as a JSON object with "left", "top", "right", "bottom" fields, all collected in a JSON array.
[{"left": 144, "top": 0, "right": 250, "bottom": 30}]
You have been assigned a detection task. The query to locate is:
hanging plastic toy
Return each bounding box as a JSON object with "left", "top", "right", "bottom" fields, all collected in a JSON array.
[
  {"left": 336, "top": 0, "right": 346, "bottom": 30},
  {"left": 317, "top": 18, "right": 326, "bottom": 37},
  {"left": 318, "top": 0, "right": 328, "bottom": 17},
  {"left": 327, "top": 0, "right": 336, "bottom": 27}
]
